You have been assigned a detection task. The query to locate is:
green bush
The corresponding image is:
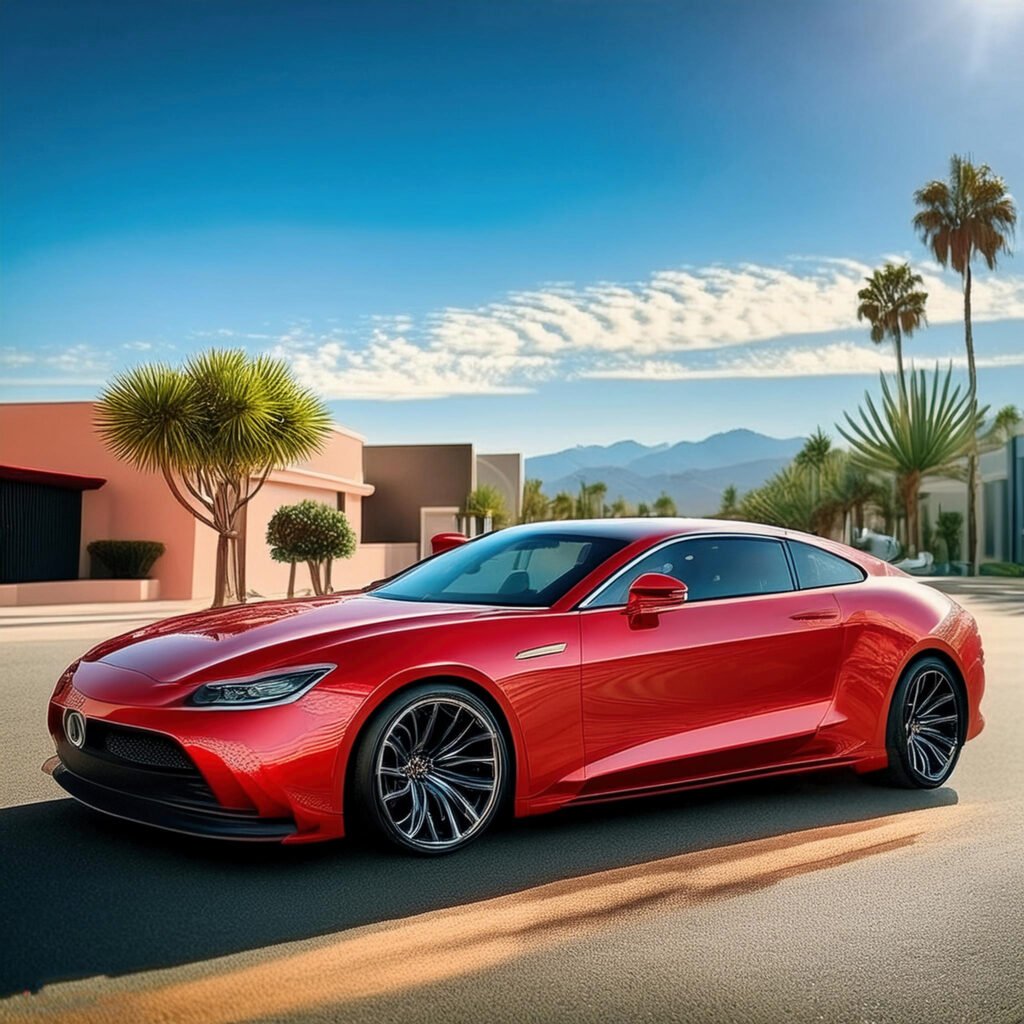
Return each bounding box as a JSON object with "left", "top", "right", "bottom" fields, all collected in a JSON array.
[
  {"left": 87, "top": 540, "right": 166, "bottom": 579},
  {"left": 979, "top": 561, "right": 1024, "bottom": 577},
  {"left": 935, "top": 510, "right": 963, "bottom": 564},
  {"left": 266, "top": 500, "right": 356, "bottom": 595}
]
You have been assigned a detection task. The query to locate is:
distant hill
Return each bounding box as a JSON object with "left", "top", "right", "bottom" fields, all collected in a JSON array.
[{"left": 525, "top": 429, "right": 805, "bottom": 515}]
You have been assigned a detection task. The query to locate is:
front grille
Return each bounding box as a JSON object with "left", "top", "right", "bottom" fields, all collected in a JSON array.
[
  {"left": 95, "top": 724, "right": 193, "bottom": 770},
  {"left": 56, "top": 721, "right": 229, "bottom": 813}
]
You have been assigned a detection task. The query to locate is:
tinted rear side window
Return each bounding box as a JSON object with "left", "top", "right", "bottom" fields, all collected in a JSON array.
[
  {"left": 789, "top": 540, "right": 865, "bottom": 589},
  {"left": 589, "top": 535, "right": 794, "bottom": 606}
]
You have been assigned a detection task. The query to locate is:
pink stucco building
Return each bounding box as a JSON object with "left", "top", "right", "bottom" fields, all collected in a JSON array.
[
  {"left": 0, "top": 402, "right": 418, "bottom": 605},
  {"left": 0, "top": 401, "right": 524, "bottom": 606}
]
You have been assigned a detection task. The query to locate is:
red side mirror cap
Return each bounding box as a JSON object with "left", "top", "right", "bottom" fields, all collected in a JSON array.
[
  {"left": 431, "top": 532, "right": 469, "bottom": 555},
  {"left": 625, "top": 572, "right": 688, "bottom": 622}
]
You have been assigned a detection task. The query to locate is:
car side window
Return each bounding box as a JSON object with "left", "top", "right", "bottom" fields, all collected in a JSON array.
[
  {"left": 588, "top": 536, "right": 794, "bottom": 607},
  {"left": 788, "top": 540, "right": 865, "bottom": 588}
]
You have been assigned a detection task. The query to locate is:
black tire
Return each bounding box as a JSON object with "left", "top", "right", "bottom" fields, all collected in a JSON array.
[
  {"left": 878, "top": 656, "right": 965, "bottom": 789},
  {"left": 349, "top": 683, "right": 511, "bottom": 855}
]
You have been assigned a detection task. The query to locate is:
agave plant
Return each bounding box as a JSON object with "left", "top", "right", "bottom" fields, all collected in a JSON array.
[
  {"left": 837, "top": 366, "right": 986, "bottom": 556},
  {"left": 96, "top": 349, "right": 332, "bottom": 606}
]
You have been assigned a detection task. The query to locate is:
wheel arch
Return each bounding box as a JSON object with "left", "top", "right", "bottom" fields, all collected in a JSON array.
[
  {"left": 338, "top": 672, "right": 524, "bottom": 821},
  {"left": 892, "top": 646, "right": 970, "bottom": 744}
]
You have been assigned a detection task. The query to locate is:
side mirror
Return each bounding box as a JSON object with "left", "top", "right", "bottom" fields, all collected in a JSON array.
[
  {"left": 431, "top": 532, "right": 469, "bottom": 555},
  {"left": 625, "top": 572, "right": 687, "bottom": 624}
]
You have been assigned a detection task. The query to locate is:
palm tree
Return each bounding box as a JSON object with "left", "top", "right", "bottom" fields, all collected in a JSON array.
[
  {"left": 718, "top": 484, "right": 739, "bottom": 518},
  {"left": 574, "top": 481, "right": 607, "bottom": 518},
  {"left": 913, "top": 155, "right": 1018, "bottom": 571},
  {"left": 464, "top": 484, "right": 509, "bottom": 528},
  {"left": 740, "top": 454, "right": 845, "bottom": 537},
  {"left": 856, "top": 263, "right": 928, "bottom": 398},
  {"left": 838, "top": 366, "right": 986, "bottom": 557},
  {"left": 608, "top": 496, "right": 631, "bottom": 517},
  {"left": 652, "top": 492, "right": 678, "bottom": 517},
  {"left": 96, "top": 350, "right": 332, "bottom": 606},
  {"left": 520, "top": 478, "right": 550, "bottom": 523},
  {"left": 550, "top": 492, "right": 575, "bottom": 520}
]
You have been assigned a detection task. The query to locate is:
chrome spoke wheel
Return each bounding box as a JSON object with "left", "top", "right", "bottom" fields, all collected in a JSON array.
[
  {"left": 903, "top": 668, "right": 960, "bottom": 783},
  {"left": 375, "top": 696, "right": 501, "bottom": 851}
]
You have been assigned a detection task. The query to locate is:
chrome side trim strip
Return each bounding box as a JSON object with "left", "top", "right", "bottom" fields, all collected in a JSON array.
[{"left": 515, "top": 642, "right": 568, "bottom": 661}]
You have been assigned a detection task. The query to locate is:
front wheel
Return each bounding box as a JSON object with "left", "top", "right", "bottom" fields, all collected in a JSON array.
[
  {"left": 350, "top": 684, "right": 511, "bottom": 854},
  {"left": 880, "top": 656, "right": 965, "bottom": 789}
]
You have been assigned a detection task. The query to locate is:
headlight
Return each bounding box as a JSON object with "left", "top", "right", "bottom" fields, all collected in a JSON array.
[{"left": 189, "top": 666, "right": 333, "bottom": 708}]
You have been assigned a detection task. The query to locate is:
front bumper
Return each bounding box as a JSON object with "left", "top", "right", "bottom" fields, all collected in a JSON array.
[{"left": 45, "top": 757, "right": 296, "bottom": 841}]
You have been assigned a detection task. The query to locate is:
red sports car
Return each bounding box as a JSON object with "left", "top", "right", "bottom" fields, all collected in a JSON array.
[{"left": 45, "top": 519, "right": 985, "bottom": 854}]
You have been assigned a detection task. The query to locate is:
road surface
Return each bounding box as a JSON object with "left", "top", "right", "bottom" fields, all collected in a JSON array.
[{"left": 1, "top": 578, "right": 1022, "bottom": 1023}]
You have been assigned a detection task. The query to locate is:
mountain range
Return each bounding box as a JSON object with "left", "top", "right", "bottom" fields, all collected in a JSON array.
[{"left": 524, "top": 429, "right": 805, "bottom": 515}]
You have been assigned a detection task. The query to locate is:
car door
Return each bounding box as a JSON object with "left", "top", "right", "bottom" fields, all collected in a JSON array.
[{"left": 577, "top": 534, "right": 844, "bottom": 797}]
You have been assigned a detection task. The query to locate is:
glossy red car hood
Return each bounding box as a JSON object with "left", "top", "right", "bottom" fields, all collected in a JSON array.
[{"left": 81, "top": 593, "right": 498, "bottom": 689}]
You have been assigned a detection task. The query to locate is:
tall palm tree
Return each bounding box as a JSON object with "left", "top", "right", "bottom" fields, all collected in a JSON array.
[
  {"left": 838, "top": 366, "right": 986, "bottom": 557},
  {"left": 856, "top": 263, "right": 928, "bottom": 399},
  {"left": 96, "top": 350, "right": 332, "bottom": 606},
  {"left": 913, "top": 155, "right": 1018, "bottom": 571}
]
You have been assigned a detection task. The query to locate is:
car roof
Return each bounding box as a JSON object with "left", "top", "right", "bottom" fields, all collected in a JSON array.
[{"left": 500, "top": 517, "right": 790, "bottom": 543}]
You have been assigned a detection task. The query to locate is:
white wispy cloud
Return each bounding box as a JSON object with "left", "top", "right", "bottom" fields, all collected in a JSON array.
[
  {"left": 272, "top": 257, "right": 1024, "bottom": 399},
  {"left": 3, "top": 257, "right": 1022, "bottom": 401},
  {"left": 276, "top": 330, "right": 553, "bottom": 401},
  {"left": 580, "top": 342, "right": 1024, "bottom": 382}
]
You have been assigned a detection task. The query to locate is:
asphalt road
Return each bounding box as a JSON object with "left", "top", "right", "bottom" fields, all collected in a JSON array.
[{"left": 1, "top": 579, "right": 1022, "bottom": 1024}]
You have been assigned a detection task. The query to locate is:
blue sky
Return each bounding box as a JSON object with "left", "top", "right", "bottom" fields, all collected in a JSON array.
[{"left": 2, "top": 0, "right": 1023, "bottom": 455}]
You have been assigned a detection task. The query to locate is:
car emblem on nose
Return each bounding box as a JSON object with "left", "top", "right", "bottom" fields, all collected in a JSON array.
[{"left": 63, "top": 709, "right": 86, "bottom": 749}]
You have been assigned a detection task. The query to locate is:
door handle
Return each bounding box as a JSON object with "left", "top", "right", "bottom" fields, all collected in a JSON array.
[{"left": 789, "top": 609, "right": 840, "bottom": 621}]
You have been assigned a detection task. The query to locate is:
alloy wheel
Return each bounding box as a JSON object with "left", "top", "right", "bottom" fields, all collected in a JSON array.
[
  {"left": 903, "top": 666, "right": 960, "bottom": 783},
  {"left": 374, "top": 696, "right": 502, "bottom": 851}
]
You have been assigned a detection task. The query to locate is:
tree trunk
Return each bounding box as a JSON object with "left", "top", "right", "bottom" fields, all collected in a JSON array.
[
  {"left": 900, "top": 471, "right": 922, "bottom": 558},
  {"left": 234, "top": 502, "right": 248, "bottom": 604},
  {"left": 307, "top": 560, "right": 323, "bottom": 596},
  {"left": 324, "top": 558, "right": 333, "bottom": 593},
  {"left": 893, "top": 323, "right": 906, "bottom": 402},
  {"left": 287, "top": 561, "right": 296, "bottom": 599},
  {"left": 963, "top": 265, "right": 980, "bottom": 574},
  {"left": 212, "top": 532, "right": 229, "bottom": 608}
]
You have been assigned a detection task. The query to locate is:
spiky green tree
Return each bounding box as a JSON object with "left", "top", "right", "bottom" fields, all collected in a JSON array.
[
  {"left": 464, "top": 484, "right": 509, "bottom": 528},
  {"left": 520, "top": 479, "right": 550, "bottom": 523},
  {"left": 550, "top": 491, "right": 575, "bottom": 520},
  {"left": 96, "top": 349, "right": 332, "bottom": 606},
  {"left": 574, "top": 481, "right": 607, "bottom": 518},
  {"left": 913, "top": 155, "right": 1017, "bottom": 571},
  {"left": 838, "top": 366, "right": 986, "bottom": 556},
  {"left": 856, "top": 263, "right": 928, "bottom": 399},
  {"left": 718, "top": 484, "right": 739, "bottom": 518},
  {"left": 652, "top": 492, "right": 678, "bottom": 517}
]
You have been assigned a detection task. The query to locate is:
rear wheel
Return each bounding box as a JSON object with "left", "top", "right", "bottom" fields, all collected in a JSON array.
[
  {"left": 350, "top": 684, "right": 510, "bottom": 854},
  {"left": 879, "top": 656, "right": 964, "bottom": 788}
]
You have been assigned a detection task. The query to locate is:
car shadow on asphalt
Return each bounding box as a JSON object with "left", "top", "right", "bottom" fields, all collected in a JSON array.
[{"left": 0, "top": 769, "right": 957, "bottom": 997}]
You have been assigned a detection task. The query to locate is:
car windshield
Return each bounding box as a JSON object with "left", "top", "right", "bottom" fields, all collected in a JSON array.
[{"left": 374, "top": 530, "right": 628, "bottom": 607}]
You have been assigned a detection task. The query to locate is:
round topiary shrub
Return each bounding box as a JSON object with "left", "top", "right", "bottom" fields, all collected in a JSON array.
[{"left": 266, "top": 500, "right": 356, "bottom": 596}]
